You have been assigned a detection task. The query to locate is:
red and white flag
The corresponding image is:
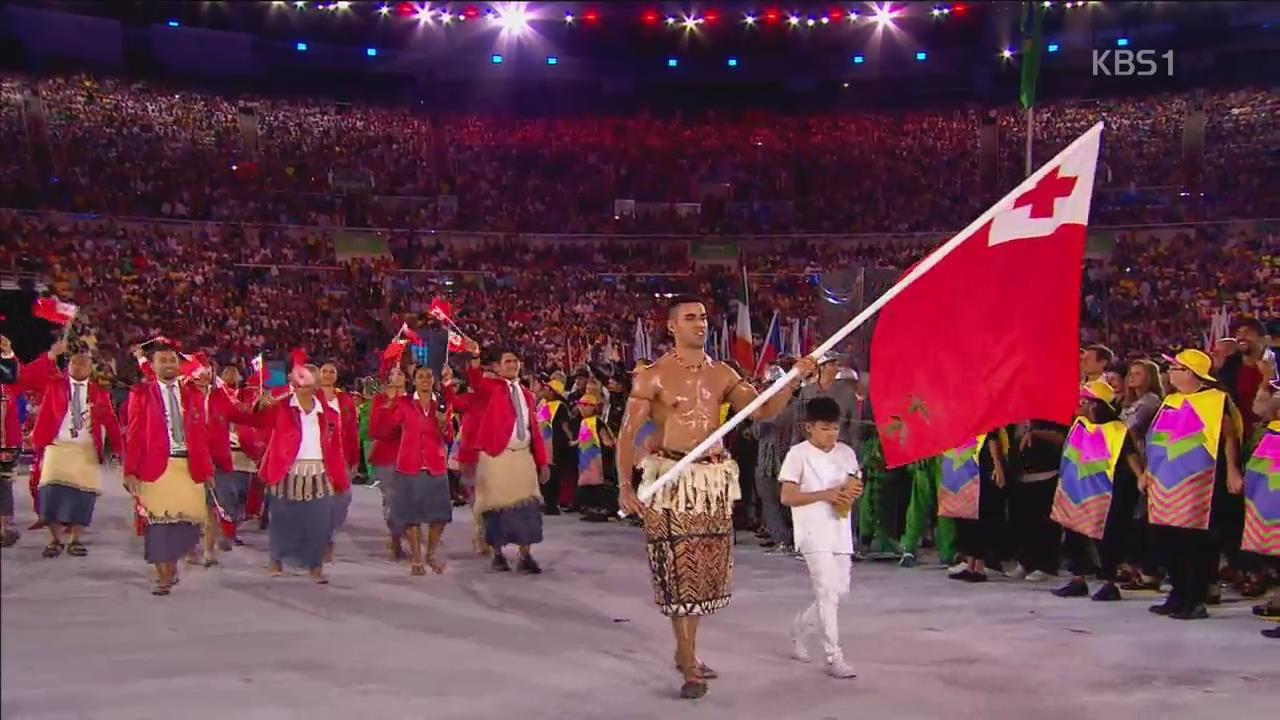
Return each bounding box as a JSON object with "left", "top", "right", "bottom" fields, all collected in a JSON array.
[
  {"left": 247, "top": 353, "right": 266, "bottom": 386},
  {"left": 870, "top": 123, "right": 1103, "bottom": 468},
  {"left": 447, "top": 330, "right": 465, "bottom": 353},
  {"left": 754, "top": 311, "right": 783, "bottom": 378},
  {"left": 400, "top": 322, "right": 424, "bottom": 346},
  {"left": 33, "top": 298, "right": 78, "bottom": 326},
  {"left": 731, "top": 267, "right": 754, "bottom": 371},
  {"left": 429, "top": 297, "right": 454, "bottom": 324}
]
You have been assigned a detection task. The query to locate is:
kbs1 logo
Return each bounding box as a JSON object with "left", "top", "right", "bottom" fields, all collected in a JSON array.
[{"left": 1092, "top": 49, "right": 1174, "bottom": 77}]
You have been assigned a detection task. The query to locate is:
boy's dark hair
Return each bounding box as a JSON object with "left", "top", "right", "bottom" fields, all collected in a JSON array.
[
  {"left": 667, "top": 294, "right": 704, "bottom": 318},
  {"left": 805, "top": 397, "right": 842, "bottom": 424},
  {"left": 1234, "top": 316, "right": 1266, "bottom": 336},
  {"left": 1084, "top": 344, "right": 1115, "bottom": 366}
]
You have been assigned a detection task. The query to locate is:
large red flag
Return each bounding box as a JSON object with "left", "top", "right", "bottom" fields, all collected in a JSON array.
[{"left": 870, "top": 123, "right": 1102, "bottom": 468}]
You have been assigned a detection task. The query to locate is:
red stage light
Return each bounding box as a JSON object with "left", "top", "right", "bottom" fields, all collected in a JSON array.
[
  {"left": 952, "top": 2, "right": 968, "bottom": 13},
  {"left": 583, "top": 9, "right": 599, "bottom": 22},
  {"left": 704, "top": 9, "right": 720, "bottom": 23},
  {"left": 828, "top": 9, "right": 843, "bottom": 20},
  {"left": 395, "top": 1, "right": 414, "bottom": 16},
  {"left": 764, "top": 9, "right": 780, "bottom": 22},
  {"left": 462, "top": 6, "right": 479, "bottom": 19},
  {"left": 642, "top": 10, "right": 658, "bottom": 24}
]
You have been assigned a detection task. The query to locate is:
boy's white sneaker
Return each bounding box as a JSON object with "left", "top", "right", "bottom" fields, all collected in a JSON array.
[
  {"left": 1025, "top": 570, "right": 1055, "bottom": 582},
  {"left": 826, "top": 656, "right": 857, "bottom": 679},
  {"left": 1006, "top": 564, "right": 1027, "bottom": 581},
  {"left": 947, "top": 561, "right": 968, "bottom": 574},
  {"left": 790, "top": 633, "right": 813, "bottom": 663}
]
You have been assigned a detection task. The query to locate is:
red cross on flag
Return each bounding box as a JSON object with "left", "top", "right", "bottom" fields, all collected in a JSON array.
[{"left": 870, "top": 123, "right": 1102, "bottom": 468}]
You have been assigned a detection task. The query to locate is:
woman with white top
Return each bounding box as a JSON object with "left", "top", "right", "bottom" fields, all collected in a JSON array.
[{"left": 247, "top": 364, "right": 350, "bottom": 584}]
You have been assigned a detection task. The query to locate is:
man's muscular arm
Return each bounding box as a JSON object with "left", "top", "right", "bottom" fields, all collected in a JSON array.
[
  {"left": 725, "top": 356, "right": 815, "bottom": 420},
  {"left": 616, "top": 370, "right": 657, "bottom": 515}
]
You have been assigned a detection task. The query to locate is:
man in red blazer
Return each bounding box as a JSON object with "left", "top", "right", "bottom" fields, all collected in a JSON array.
[
  {"left": 23, "top": 338, "right": 123, "bottom": 558},
  {"left": 0, "top": 335, "right": 23, "bottom": 546},
  {"left": 124, "top": 344, "right": 215, "bottom": 596},
  {"left": 461, "top": 341, "right": 550, "bottom": 574}
]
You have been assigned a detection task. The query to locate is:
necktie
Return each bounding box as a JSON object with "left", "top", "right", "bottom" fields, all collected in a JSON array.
[
  {"left": 510, "top": 382, "right": 528, "bottom": 443},
  {"left": 71, "top": 383, "right": 85, "bottom": 435},
  {"left": 166, "top": 384, "right": 186, "bottom": 447}
]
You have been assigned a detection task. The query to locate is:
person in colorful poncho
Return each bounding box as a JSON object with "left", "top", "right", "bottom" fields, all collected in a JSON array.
[
  {"left": 942, "top": 430, "right": 1009, "bottom": 583},
  {"left": 536, "top": 379, "right": 574, "bottom": 516},
  {"left": 1245, "top": 370, "right": 1280, "bottom": 635},
  {"left": 1144, "top": 349, "right": 1245, "bottom": 621},
  {"left": 574, "top": 394, "right": 615, "bottom": 522},
  {"left": 1050, "top": 381, "right": 1145, "bottom": 601}
]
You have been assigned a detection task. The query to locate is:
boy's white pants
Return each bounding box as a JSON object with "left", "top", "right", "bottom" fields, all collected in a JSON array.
[{"left": 793, "top": 551, "right": 852, "bottom": 662}]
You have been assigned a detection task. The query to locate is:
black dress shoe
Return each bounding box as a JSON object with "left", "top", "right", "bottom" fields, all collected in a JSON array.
[
  {"left": 491, "top": 553, "right": 511, "bottom": 572},
  {"left": 1052, "top": 580, "right": 1090, "bottom": 598},
  {"left": 1149, "top": 596, "right": 1183, "bottom": 615},
  {"left": 1170, "top": 603, "right": 1209, "bottom": 620},
  {"left": 516, "top": 555, "right": 542, "bottom": 575},
  {"left": 1091, "top": 583, "right": 1122, "bottom": 602},
  {"left": 1262, "top": 627, "right": 1280, "bottom": 639}
]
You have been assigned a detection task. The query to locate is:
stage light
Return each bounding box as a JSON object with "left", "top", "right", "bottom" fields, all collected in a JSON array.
[
  {"left": 497, "top": 7, "right": 530, "bottom": 34},
  {"left": 1000, "top": 47, "right": 1013, "bottom": 59},
  {"left": 829, "top": 9, "right": 843, "bottom": 20},
  {"left": 273, "top": 1, "right": 286, "bottom": 5},
  {"left": 414, "top": 5, "right": 432, "bottom": 21},
  {"left": 820, "top": 16, "right": 830, "bottom": 24},
  {"left": 665, "top": 15, "right": 677, "bottom": 25},
  {"left": 582, "top": 10, "right": 599, "bottom": 23},
  {"left": 335, "top": 1, "right": 350, "bottom": 8},
  {"left": 546, "top": 56, "right": 558, "bottom": 65},
  {"left": 764, "top": 9, "right": 780, "bottom": 23},
  {"left": 642, "top": 11, "right": 658, "bottom": 24},
  {"left": 667, "top": 57, "right": 678, "bottom": 67},
  {"left": 743, "top": 13, "right": 757, "bottom": 25},
  {"left": 873, "top": 4, "right": 897, "bottom": 26},
  {"left": 294, "top": 1, "right": 306, "bottom": 7},
  {"left": 296, "top": 41, "right": 308, "bottom": 51},
  {"left": 1042, "top": 1, "right": 1052, "bottom": 7},
  {"left": 367, "top": 47, "right": 378, "bottom": 56},
  {"left": 376, "top": 3, "right": 389, "bottom": 16},
  {"left": 727, "top": 57, "right": 738, "bottom": 67},
  {"left": 167, "top": 20, "right": 180, "bottom": 27},
  {"left": 915, "top": 51, "right": 927, "bottom": 61},
  {"left": 852, "top": 54, "right": 865, "bottom": 64},
  {"left": 1047, "top": 43, "right": 1060, "bottom": 52},
  {"left": 440, "top": 10, "right": 453, "bottom": 23},
  {"left": 806, "top": 16, "right": 816, "bottom": 27},
  {"left": 787, "top": 14, "right": 800, "bottom": 26},
  {"left": 1115, "top": 37, "right": 1129, "bottom": 46},
  {"left": 704, "top": 10, "right": 719, "bottom": 23},
  {"left": 490, "top": 54, "right": 503, "bottom": 64},
  {"left": 847, "top": 10, "right": 859, "bottom": 21},
  {"left": 563, "top": 11, "right": 574, "bottom": 23}
]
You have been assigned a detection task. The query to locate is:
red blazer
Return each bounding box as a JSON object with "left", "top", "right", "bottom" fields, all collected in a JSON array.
[
  {"left": 458, "top": 368, "right": 548, "bottom": 468},
  {"left": 366, "top": 394, "right": 403, "bottom": 468},
  {"left": 320, "top": 388, "right": 360, "bottom": 470},
  {"left": 124, "top": 380, "right": 215, "bottom": 484},
  {"left": 198, "top": 387, "right": 260, "bottom": 473},
  {"left": 370, "top": 393, "right": 449, "bottom": 476},
  {"left": 23, "top": 353, "right": 123, "bottom": 462},
  {"left": 230, "top": 386, "right": 267, "bottom": 462},
  {"left": 244, "top": 395, "right": 351, "bottom": 492}
]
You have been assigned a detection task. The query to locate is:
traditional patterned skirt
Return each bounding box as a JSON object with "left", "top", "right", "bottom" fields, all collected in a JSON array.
[
  {"left": 139, "top": 458, "right": 209, "bottom": 564},
  {"left": 388, "top": 470, "right": 453, "bottom": 526},
  {"left": 476, "top": 442, "right": 543, "bottom": 547},
  {"left": 267, "top": 460, "right": 336, "bottom": 569},
  {"left": 38, "top": 442, "right": 102, "bottom": 527},
  {"left": 638, "top": 452, "right": 740, "bottom": 617}
]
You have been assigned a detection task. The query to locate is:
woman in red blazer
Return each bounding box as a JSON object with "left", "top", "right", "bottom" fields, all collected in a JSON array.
[
  {"left": 370, "top": 366, "right": 453, "bottom": 576},
  {"left": 243, "top": 364, "right": 349, "bottom": 584},
  {"left": 318, "top": 362, "right": 359, "bottom": 562},
  {"left": 368, "top": 365, "right": 407, "bottom": 559}
]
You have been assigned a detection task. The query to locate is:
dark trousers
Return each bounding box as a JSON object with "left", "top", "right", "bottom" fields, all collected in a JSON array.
[
  {"left": 1154, "top": 525, "right": 1218, "bottom": 609},
  {"left": 1009, "top": 478, "right": 1061, "bottom": 574},
  {"left": 956, "top": 477, "right": 1005, "bottom": 562}
]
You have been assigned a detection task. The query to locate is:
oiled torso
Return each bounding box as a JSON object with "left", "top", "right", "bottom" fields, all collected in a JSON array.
[{"left": 646, "top": 354, "right": 737, "bottom": 455}]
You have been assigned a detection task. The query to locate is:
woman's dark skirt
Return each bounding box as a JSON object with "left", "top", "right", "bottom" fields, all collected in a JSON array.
[
  {"left": 210, "top": 471, "right": 252, "bottom": 522},
  {"left": 388, "top": 471, "right": 453, "bottom": 526},
  {"left": 38, "top": 484, "right": 97, "bottom": 527},
  {"left": 483, "top": 499, "right": 543, "bottom": 548},
  {"left": 144, "top": 522, "right": 201, "bottom": 564},
  {"left": 268, "top": 494, "right": 336, "bottom": 569}
]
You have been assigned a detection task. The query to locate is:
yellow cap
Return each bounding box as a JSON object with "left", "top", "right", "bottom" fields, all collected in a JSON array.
[
  {"left": 547, "top": 379, "right": 566, "bottom": 397},
  {"left": 1080, "top": 380, "right": 1115, "bottom": 405},
  {"left": 1163, "top": 349, "right": 1216, "bottom": 382},
  {"left": 577, "top": 394, "right": 600, "bottom": 406}
]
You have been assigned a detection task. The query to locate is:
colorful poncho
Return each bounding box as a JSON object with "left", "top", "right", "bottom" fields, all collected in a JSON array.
[
  {"left": 536, "top": 400, "right": 563, "bottom": 449},
  {"left": 1051, "top": 418, "right": 1128, "bottom": 540},
  {"left": 1243, "top": 420, "right": 1280, "bottom": 557},
  {"left": 938, "top": 434, "right": 987, "bottom": 520},
  {"left": 1145, "top": 389, "right": 1242, "bottom": 531},
  {"left": 577, "top": 416, "right": 605, "bottom": 487}
]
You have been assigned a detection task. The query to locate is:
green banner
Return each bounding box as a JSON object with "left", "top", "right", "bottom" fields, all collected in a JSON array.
[
  {"left": 333, "top": 231, "right": 389, "bottom": 260},
  {"left": 1085, "top": 230, "right": 1116, "bottom": 259},
  {"left": 1019, "top": 1, "right": 1046, "bottom": 110}
]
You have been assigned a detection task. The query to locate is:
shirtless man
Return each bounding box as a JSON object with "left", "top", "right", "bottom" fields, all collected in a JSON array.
[{"left": 617, "top": 294, "right": 817, "bottom": 700}]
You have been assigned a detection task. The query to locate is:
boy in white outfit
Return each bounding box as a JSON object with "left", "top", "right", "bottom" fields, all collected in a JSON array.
[{"left": 779, "top": 397, "right": 863, "bottom": 679}]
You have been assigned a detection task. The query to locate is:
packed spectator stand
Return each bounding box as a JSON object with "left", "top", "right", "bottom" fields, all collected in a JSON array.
[{"left": 2, "top": 73, "right": 1278, "bottom": 378}]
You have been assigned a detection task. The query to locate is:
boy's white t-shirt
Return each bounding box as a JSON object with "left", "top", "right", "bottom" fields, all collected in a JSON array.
[{"left": 778, "top": 440, "right": 861, "bottom": 555}]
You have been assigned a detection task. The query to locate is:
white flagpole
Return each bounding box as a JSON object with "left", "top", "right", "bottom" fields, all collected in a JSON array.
[{"left": 635, "top": 122, "right": 1104, "bottom": 507}]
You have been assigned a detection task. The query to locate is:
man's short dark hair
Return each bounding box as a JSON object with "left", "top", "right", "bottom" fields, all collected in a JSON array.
[
  {"left": 667, "top": 294, "right": 704, "bottom": 318},
  {"left": 150, "top": 343, "right": 181, "bottom": 359},
  {"left": 805, "top": 397, "right": 842, "bottom": 424},
  {"left": 482, "top": 346, "right": 517, "bottom": 366},
  {"left": 1234, "top": 317, "right": 1266, "bottom": 336},
  {"left": 1084, "top": 344, "right": 1115, "bottom": 366}
]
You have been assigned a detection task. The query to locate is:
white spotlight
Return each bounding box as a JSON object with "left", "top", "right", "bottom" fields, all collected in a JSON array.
[
  {"left": 1000, "top": 47, "right": 1013, "bottom": 59},
  {"left": 497, "top": 7, "right": 530, "bottom": 34},
  {"left": 787, "top": 14, "right": 800, "bottom": 26},
  {"left": 743, "top": 13, "right": 757, "bottom": 25},
  {"left": 873, "top": 4, "right": 897, "bottom": 26}
]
